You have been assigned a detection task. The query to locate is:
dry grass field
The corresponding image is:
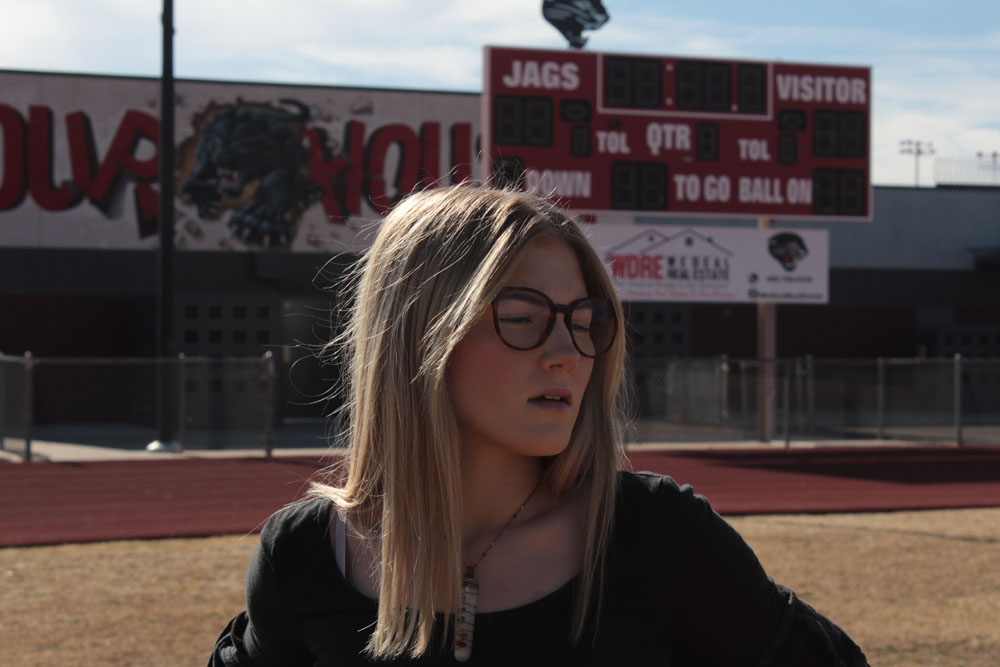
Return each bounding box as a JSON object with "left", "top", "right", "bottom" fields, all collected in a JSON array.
[
  {"left": 728, "top": 509, "right": 1000, "bottom": 666},
  {"left": 1, "top": 508, "right": 997, "bottom": 666}
]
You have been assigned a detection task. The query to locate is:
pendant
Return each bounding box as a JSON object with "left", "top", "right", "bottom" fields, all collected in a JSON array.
[{"left": 454, "top": 575, "right": 478, "bottom": 662}]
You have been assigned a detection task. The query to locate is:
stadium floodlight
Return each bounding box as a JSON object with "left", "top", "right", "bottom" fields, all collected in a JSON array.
[
  {"left": 899, "top": 139, "right": 935, "bottom": 187},
  {"left": 976, "top": 151, "right": 999, "bottom": 186},
  {"left": 542, "top": 0, "right": 609, "bottom": 48}
]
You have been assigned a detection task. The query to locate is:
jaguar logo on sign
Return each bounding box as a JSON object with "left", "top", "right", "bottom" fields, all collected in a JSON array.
[{"left": 768, "top": 232, "right": 809, "bottom": 271}]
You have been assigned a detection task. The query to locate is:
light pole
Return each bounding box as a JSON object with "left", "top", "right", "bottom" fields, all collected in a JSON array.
[
  {"left": 899, "top": 139, "right": 934, "bottom": 187},
  {"left": 977, "top": 150, "right": 999, "bottom": 186},
  {"left": 148, "top": 0, "right": 180, "bottom": 453}
]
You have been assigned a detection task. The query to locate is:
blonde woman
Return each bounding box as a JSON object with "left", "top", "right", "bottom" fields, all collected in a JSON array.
[{"left": 210, "top": 186, "right": 867, "bottom": 665}]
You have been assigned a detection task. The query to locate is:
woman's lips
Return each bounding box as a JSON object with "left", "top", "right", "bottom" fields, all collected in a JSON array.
[{"left": 528, "top": 391, "right": 573, "bottom": 412}]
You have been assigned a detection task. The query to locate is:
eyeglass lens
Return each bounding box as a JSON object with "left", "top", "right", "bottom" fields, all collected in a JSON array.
[{"left": 493, "top": 288, "right": 615, "bottom": 357}]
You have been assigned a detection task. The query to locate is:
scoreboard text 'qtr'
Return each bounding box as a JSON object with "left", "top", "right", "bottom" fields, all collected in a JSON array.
[{"left": 483, "top": 46, "right": 872, "bottom": 220}]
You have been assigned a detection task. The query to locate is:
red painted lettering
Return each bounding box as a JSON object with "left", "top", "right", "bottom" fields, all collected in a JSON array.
[
  {"left": 0, "top": 104, "right": 27, "bottom": 210},
  {"left": 66, "top": 111, "right": 97, "bottom": 195},
  {"left": 307, "top": 121, "right": 476, "bottom": 221},
  {"left": 306, "top": 121, "right": 365, "bottom": 223},
  {"left": 88, "top": 110, "right": 159, "bottom": 232},
  {"left": 365, "top": 123, "right": 420, "bottom": 215},
  {"left": 419, "top": 122, "right": 439, "bottom": 189},
  {"left": 29, "top": 106, "right": 85, "bottom": 211},
  {"left": 450, "top": 123, "right": 473, "bottom": 184}
]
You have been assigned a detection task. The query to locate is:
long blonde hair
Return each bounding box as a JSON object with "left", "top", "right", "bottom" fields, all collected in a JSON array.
[{"left": 310, "top": 185, "right": 628, "bottom": 658}]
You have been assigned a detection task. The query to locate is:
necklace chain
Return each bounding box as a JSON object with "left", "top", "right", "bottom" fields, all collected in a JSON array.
[
  {"left": 462, "top": 477, "right": 543, "bottom": 577},
  {"left": 455, "top": 477, "right": 543, "bottom": 662}
]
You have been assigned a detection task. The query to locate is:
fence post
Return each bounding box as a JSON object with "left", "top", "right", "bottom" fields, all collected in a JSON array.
[
  {"left": 663, "top": 359, "right": 672, "bottom": 422},
  {"left": 177, "top": 353, "right": 187, "bottom": 448},
  {"left": 805, "top": 354, "right": 815, "bottom": 431},
  {"left": 0, "top": 352, "right": 6, "bottom": 451},
  {"left": 719, "top": 355, "right": 729, "bottom": 422},
  {"left": 794, "top": 356, "right": 805, "bottom": 433},
  {"left": 953, "top": 353, "right": 963, "bottom": 447},
  {"left": 782, "top": 360, "right": 791, "bottom": 449},
  {"left": 876, "top": 357, "right": 886, "bottom": 440},
  {"left": 23, "top": 352, "right": 34, "bottom": 463},
  {"left": 262, "top": 351, "right": 275, "bottom": 457},
  {"left": 739, "top": 359, "right": 749, "bottom": 430}
]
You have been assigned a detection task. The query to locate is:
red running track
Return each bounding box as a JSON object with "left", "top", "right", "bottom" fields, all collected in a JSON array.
[{"left": 2, "top": 446, "right": 999, "bottom": 547}]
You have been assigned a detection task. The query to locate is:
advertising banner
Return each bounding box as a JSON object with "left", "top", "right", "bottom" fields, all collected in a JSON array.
[
  {"left": 584, "top": 224, "right": 829, "bottom": 303},
  {"left": 0, "top": 70, "right": 479, "bottom": 252}
]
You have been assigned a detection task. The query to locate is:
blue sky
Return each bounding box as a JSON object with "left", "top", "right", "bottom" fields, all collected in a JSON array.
[{"left": 3, "top": 0, "right": 997, "bottom": 187}]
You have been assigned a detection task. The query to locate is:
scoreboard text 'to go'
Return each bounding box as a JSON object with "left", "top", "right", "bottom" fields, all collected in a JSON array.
[{"left": 483, "top": 46, "right": 872, "bottom": 220}]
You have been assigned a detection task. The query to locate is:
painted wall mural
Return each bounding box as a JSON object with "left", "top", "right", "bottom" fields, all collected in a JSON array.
[{"left": 0, "top": 71, "right": 480, "bottom": 251}]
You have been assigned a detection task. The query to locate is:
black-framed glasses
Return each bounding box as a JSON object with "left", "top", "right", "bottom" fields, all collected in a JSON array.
[{"left": 491, "top": 287, "right": 617, "bottom": 358}]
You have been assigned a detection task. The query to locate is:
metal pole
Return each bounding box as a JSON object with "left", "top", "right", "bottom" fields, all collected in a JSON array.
[
  {"left": 806, "top": 354, "right": 815, "bottom": 430},
  {"left": 150, "top": 0, "right": 179, "bottom": 452},
  {"left": 794, "top": 356, "right": 806, "bottom": 433},
  {"left": 262, "top": 351, "right": 275, "bottom": 456},
  {"left": 719, "top": 354, "right": 729, "bottom": 422},
  {"left": 876, "top": 357, "right": 885, "bottom": 440},
  {"left": 0, "top": 353, "right": 6, "bottom": 451},
  {"left": 757, "top": 218, "right": 777, "bottom": 442},
  {"left": 756, "top": 319, "right": 777, "bottom": 441},
  {"left": 663, "top": 360, "right": 672, "bottom": 421},
  {"left": 23, "top": 352, "right": 34, "bottom": 462},
  {"left": 739, "top": 359, "right": 749, "bottom": 431},
  {"left": 782, "top": 361, "right": 791, "bottom": 449},
  {"left": 177, "top": 353, "right": 186, "bottom": 448},
  {"left": 954, "top": 353, "right": 963, "bottom": 446}
]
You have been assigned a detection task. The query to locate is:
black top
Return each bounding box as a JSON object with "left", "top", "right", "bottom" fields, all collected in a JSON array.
[{"left": 209, "top": 471, "right": 867, "bottom": 666}]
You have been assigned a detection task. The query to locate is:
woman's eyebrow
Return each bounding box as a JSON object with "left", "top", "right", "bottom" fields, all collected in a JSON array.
[{"left": 508, "top": 294, "right": 582, "bottom": 307}]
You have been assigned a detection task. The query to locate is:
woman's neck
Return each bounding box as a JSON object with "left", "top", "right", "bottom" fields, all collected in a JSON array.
[{"left": 459, "top": 448, "right": 546, "bottom": 549}]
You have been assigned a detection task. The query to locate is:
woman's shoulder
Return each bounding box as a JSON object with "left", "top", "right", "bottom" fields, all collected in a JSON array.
[
  {"left": 616, "top": 468, "right": 682, "bottom": 494},
  {"left": 611, "top": 469, "right": 729, "bottom": 560},
  {"left": 258, "top": 496, "right": 334, "bottom": 562},
  {"left": 615, "top": 469, "right": 711, "bottom": 519}
]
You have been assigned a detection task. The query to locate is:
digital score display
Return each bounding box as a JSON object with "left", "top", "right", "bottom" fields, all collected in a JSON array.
[{"left": 483, "top": 46, "right": 872, "bottom": 220}]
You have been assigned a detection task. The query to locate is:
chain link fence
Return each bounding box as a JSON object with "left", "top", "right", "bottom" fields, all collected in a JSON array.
[
  {"left": 0, "top": 354, "right": 276, "bottom": 460},
  {"left": 630, "top": 356, "right": 1000, "bottom": 446},
  {"left": 4, "top": 354, "right": 999, "bottom": 461}
]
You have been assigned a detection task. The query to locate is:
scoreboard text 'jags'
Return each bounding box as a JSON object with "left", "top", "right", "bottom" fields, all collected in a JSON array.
[{"left": 483, "top": 46, "right": 872, "bottom": 221}]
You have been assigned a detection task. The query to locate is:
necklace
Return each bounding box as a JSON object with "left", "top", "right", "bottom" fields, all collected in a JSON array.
[{"left": 453, "top": 477, "right": 544, "bottom": 662}]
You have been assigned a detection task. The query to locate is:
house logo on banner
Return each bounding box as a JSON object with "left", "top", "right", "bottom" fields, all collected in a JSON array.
[{"left": 605, "top": 228, "right": 737, "bottom": 302}]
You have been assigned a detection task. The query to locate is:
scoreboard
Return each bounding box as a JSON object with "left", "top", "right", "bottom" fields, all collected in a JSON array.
[{"left": 483, "top": 46, "right": 872, "bottom": 220}]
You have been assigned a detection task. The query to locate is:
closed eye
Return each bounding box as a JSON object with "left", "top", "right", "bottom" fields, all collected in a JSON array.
[{"left": 498, "top": 314, "right": 537, "bottom": 325}]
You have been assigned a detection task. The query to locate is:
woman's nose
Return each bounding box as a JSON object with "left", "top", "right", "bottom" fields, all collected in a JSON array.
[{"left": 540, "top": 316, "right": 580, "bottom": 371}]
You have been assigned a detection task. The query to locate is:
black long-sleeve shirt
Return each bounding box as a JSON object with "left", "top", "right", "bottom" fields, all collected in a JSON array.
[{"left": 210, "top": 471, "right": 867, "bottom": 666}]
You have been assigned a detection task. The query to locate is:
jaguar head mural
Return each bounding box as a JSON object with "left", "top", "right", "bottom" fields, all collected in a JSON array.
[{"left": 179, "top": 99, "right": 323, "bottom": 247}]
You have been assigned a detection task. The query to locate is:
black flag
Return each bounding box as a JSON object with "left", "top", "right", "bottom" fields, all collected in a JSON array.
[{"left": 542, "top": 0, "right": 610, "bottom": 48}]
